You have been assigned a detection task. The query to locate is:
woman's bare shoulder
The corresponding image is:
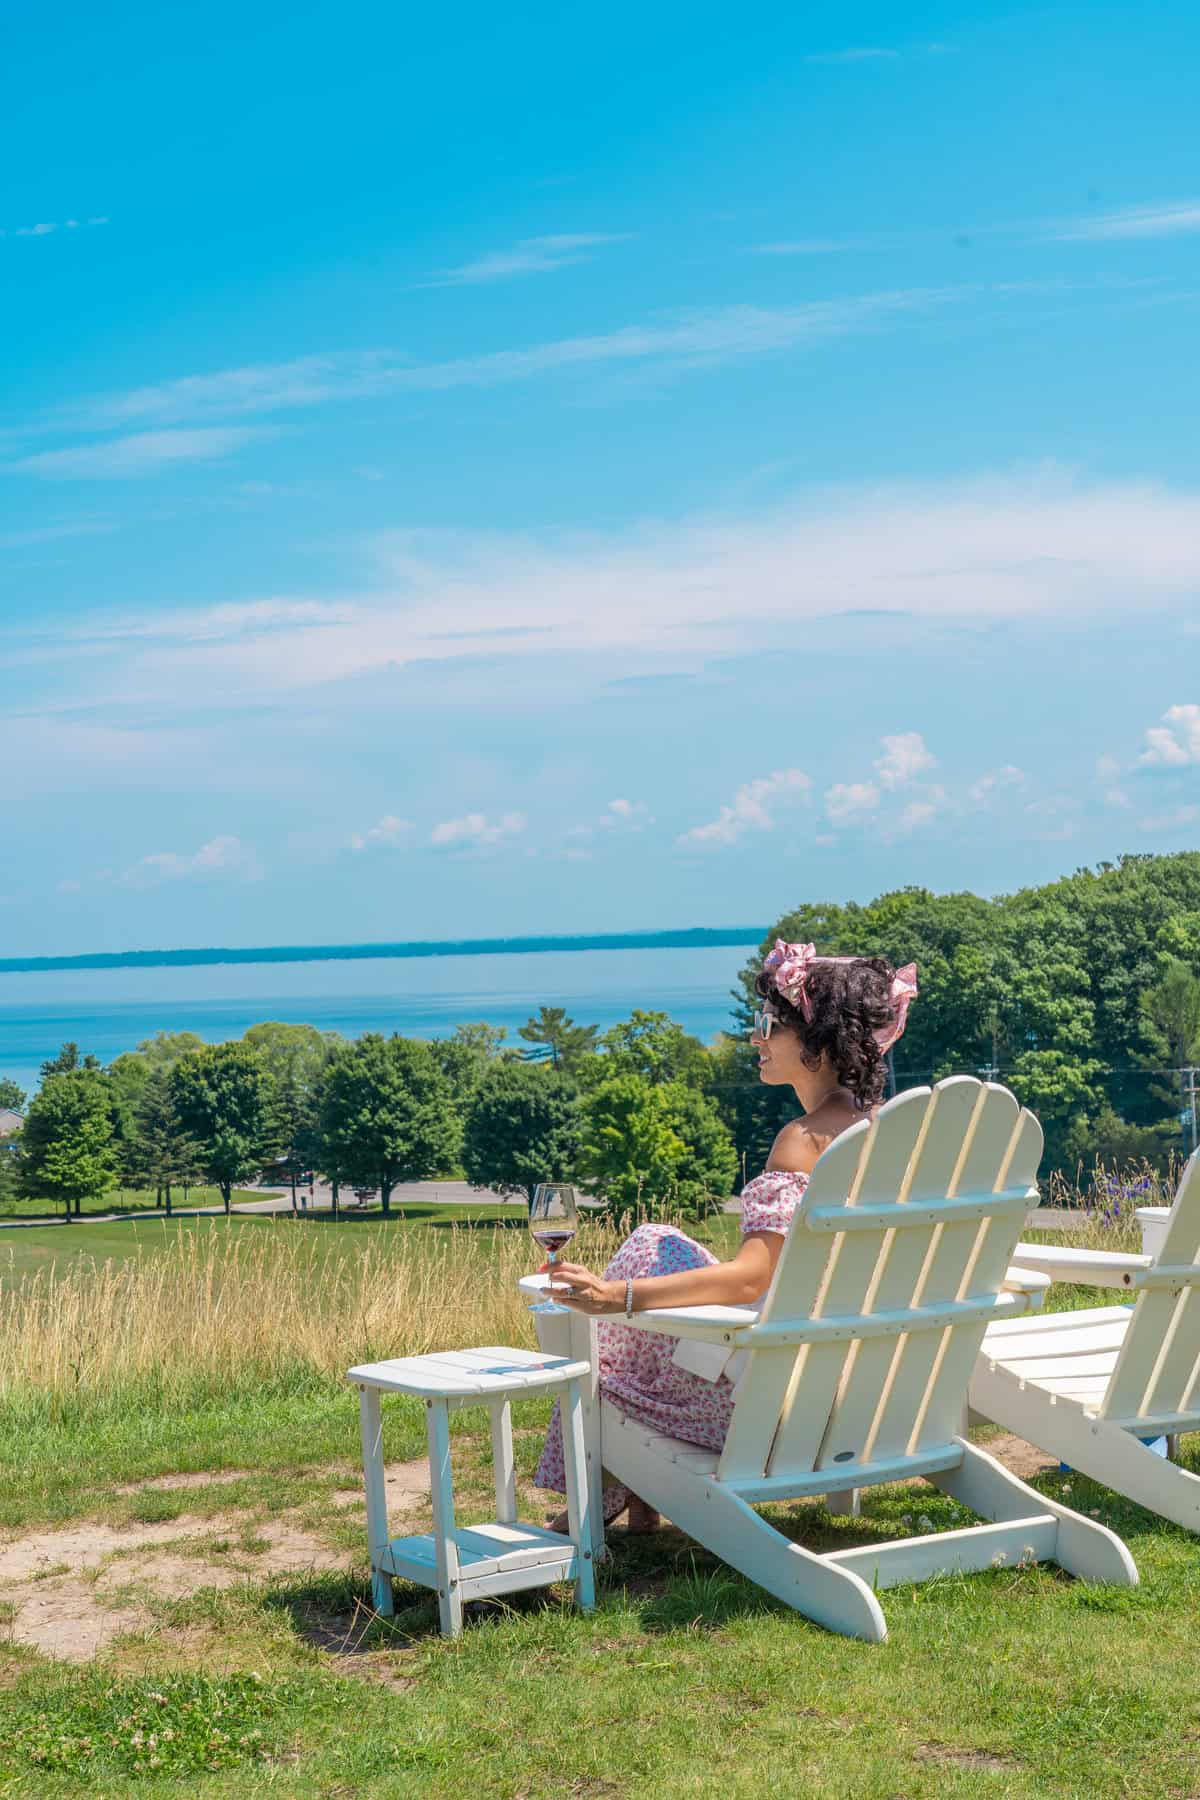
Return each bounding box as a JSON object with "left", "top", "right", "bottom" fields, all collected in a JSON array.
[{"left": 767, "top": 1099, "right": 865, "bottom": 1173}]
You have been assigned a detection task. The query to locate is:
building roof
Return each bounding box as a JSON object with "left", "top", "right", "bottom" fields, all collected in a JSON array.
[{"left": 0, "top": 1109, "right": 23, "bottom": 1137}]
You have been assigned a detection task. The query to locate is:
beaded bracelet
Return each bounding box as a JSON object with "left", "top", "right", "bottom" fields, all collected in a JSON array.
[{"left": 624, "top": 1277, "right": 635, "bottom": 1317}]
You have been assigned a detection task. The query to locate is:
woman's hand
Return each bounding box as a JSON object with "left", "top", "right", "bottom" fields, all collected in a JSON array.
[{"left": 538, "top": 1261, "right": 624, "bottom": 1315}]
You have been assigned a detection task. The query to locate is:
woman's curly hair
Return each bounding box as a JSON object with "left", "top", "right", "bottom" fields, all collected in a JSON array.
[{"left": 754, "top": 955, "right": 899, "bottom": 1109}]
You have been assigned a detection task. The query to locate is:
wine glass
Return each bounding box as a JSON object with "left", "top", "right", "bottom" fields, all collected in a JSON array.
[{"left": 528, "top": 1183, "right": 579, "bottom": 1315}]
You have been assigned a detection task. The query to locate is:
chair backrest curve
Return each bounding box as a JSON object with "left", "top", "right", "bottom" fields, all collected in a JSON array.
[
  {"left": 1100, "top": 1147, "right": 1200, "bottom": 1427},
  {"left": 716, "top": 1076, "right": 1043, "bottom": 1490}
]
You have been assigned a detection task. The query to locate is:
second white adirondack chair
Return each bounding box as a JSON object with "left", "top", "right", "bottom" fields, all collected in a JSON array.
[
  {"left": 562, "top": 1077, "right": 1137, "bottom": 1641},
  {"left": 971, "top": 1146, "right": 1200, "bottom": 1532}
]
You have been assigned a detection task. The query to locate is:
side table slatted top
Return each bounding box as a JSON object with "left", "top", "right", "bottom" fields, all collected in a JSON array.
[
  {"left": 348, "top": 1344, "right": 595, "bottom": 1636},
  {"left": 347, "top": 1344, "right": 590, "bottom": 1398}
]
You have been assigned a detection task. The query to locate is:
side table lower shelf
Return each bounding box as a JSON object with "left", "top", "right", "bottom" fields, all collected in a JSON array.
[{"left": 380, "top": 1518, "right": 580, "bottom": 1603}]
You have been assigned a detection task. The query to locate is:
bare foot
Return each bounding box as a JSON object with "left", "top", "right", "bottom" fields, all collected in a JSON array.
[
  {"left": 547, "top": 1497, "right": 661, "bottom": 1534},
  {"left": 626, "top": 1497, "right": 661, "bottom": 1534}
]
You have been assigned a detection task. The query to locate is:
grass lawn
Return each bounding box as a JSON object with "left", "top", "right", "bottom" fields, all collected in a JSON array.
[
  {"left": 0, "top": 1186, "right": 269, "bottom": 1223},
  {"left": 2, "top": 1208, "right": 1197, "bottom": 1797}
]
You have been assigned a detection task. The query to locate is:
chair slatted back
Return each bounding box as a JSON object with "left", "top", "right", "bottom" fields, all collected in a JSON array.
[
  {"left": 1100, "top": 1149, "right": 1200, "bottom": 1426},
  {"left": 715, "top": 1077, "right": 1042, "bottom": 1491}
]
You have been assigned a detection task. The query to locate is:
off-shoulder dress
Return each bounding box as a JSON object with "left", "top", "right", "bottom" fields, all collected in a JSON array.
[{"left": 534, "top": 1170, "right": 809, "bottom": 1521}]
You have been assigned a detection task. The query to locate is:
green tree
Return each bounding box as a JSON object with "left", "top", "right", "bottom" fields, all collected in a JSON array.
[
  {"left": 20, "top": 1071, "right": 118, "bottom": 1217},
  {"left": 1140, "top": 958, "right": 1200, "bottom": 1068},
  {"left": 598, "top": 1010, "right": 710, "bottom": 1088},
  {"left": 461, "top": 1062, "right": 581, "bottom": 1201},
  {"left": 430, "top": 1022, "right": 510, "bottom": 1113},
  {"left": 0, "top": 1078, "right": 27, "bottom": 1113},
  {"left": 243, "top": 1022, "right": 337, "bottom": 1212},
  {"left": 127, "top": 1066, "right": 201, "bottom": 1214},
  {"left": 40, "top": 1042, "right": 101, "bottom": 1079},
  {"left": 136, "top": 1030, "right": 208, "bottom": 1070},
  {"left": 0, "top": 1128, "right": 22, "bottom": 1210},
  {"left": 578, "top": 1075, "right": 737, "bottom": 1220},
  {"left": 315, "top": 1035, "right": 460, "bottom": 1214},
  {"left": 518, "top": 1007, "right": 599, "bottom": 1074},
  {"left": 170, "top": 1043, "right": 277, "bottom": 1215}
]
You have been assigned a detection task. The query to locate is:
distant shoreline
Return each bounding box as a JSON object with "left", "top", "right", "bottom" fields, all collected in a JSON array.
[{"left": 0, "top": 926, "right": 767, "bottom": 978}]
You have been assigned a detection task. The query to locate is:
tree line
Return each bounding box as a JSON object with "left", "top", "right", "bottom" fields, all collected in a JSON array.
[
  {"left": 3, "top": 850, "right": 1199, "bottom": 1217},
  {"left": 0, "top": 1009, "right": 739, "bottom": 1220}
]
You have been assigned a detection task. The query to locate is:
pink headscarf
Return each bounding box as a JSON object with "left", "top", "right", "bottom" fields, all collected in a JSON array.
[{"left": 762, "top": 939, "right": 919, "bottom": 1053}]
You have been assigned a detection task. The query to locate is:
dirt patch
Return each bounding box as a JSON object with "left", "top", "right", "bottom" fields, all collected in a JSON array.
[
  {"left": 915, "top": 1744, "right": 1016, "bottom": 1772},
  {"left": 112, "top": 1469, "right": 254, "bottom": 1495},
  {"left": 332, "top": 1459, "right": 430, "bottom": 1511},
  {"left": 0, "top": 1461, "right": 430, "bottom": 1664},
  {"left": 983, "top": 1433, "right": 1058, "bottom": 1481}
]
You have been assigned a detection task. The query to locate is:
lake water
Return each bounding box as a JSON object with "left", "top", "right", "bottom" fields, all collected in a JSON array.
[{"left": 0, "top": 943, "right": 754, "bottom": 1096}]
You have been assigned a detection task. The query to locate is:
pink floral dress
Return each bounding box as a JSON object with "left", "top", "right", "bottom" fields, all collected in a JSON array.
[{"left": 534, "top": 1171, "right": 809, "bottom": 1520}]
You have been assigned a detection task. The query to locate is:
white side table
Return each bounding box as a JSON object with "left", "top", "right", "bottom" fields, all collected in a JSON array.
[{"left": 347, "top": 1345, "right": 595, "bottom": 1637}]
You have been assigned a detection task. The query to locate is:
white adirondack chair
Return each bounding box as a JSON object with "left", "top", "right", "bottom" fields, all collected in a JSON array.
[
  {"left": 529, "top": 1076, "right": 1136, "bottom": 1641},
  {"left": 971, "top": 1146, "right": 1200, "bottom": 1532}
]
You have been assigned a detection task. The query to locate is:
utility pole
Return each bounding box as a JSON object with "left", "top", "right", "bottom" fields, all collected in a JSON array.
[{"left": 1183, "top": 1066, "right": 1199, "bottom": 1158}]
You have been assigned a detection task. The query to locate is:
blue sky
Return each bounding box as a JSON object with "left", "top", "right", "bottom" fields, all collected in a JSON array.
[{"left": 4, "top": 0, "right": 1200, "bottom": 956}]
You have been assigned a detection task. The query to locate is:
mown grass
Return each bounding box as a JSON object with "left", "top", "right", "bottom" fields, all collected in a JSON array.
[
  {"left": 0, "top": 1187, "right": 269, "bottom": 1223},
  {"left": 2, "top": 1202, "right": 1198, "bottom": 1796}
]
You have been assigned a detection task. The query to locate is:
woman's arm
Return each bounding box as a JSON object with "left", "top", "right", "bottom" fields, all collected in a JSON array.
[{"left": 548, "top": 1231, "right": 782, "bottom": 1314}]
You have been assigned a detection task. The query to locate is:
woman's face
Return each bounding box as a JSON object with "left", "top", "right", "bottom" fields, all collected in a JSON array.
[{"left": 751, "top": 1000, "right": 810, "bottom": 1087}]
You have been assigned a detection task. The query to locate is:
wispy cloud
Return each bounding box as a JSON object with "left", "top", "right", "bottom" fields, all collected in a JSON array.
[
  {"left": 426, "top": 233, "right": 629, "bottom": 286},
  {"left": 0, "top": 518, "right": 116, "bottom": 550},
  {"left": 349, "top": 814, "right": 414, "bottom": 852},
  {"left": 824, "top": 780, "right": 881, "bottom": 824},
  {"left": 121, "top": 835, "right": 262, "bottom": 887},
  {"left": 679, "top": 769, "right": 810, "bottom": 848},
  {"left": 1048, "top": 201, "right": 1200, "bottom": 243},
  {"left": 1138, "top": 703, "right": 1200, "bottom": 767},
  {"left": 1138, "top": 804, "right": 1200, "bottom": 834},
  {"left": 430, "top": 811, "right": 527, "bottom": 850},
  {"left": 968, "top": 764, "right": 1025, "bottom": 804},
  {"left": 9, "top": 427, "right": 273, "bottom": 480},
  {"left": 32, "top": 473, "right": 1200, "bottom": 707},
  {"left": 34, "top": 287, "right": 978, "bottom": 437},
  {"left": 875, "top": 731, "right": 936, "bottom": 789},
  {"left": 1, "top": 216, "right": 108, "bottom": 241}
]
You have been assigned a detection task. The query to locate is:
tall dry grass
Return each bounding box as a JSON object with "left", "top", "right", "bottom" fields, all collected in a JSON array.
[{"left": 0, "top": 1221, "right": 622, "bottom": 1408}]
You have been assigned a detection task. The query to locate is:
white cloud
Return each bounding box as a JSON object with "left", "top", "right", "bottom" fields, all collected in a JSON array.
[
  {"left": 38, "top": 288, "right": 987, "bottom": 436},
  {"left": 679, "top": 769, "right": 810, "bottom": 847},
  {"left": 1137, "top": 804, "right": 1200, "bottom": 834},
  {"left": 875, "top": 731, "right": 936, "bottom": 789},
  {"left": 824, "top": 781, "right": 881, "bottom": 824},
  {"left": 1138, "top": 704, "right": 1200, "bottom": 768},
  {"left": 4, "top": 215, "right": 109, "bottom": 238},
  {"left": 600, "top": 798, "right": 654, "bottom": 830},
  {"left": 1105, "top": 786, "right": 1133, "bottom": 809},
  {"left": 122, "top": 835, "right": 262, "bottom": 886},
  {"left": 9, "top": 427, "right": 272, "bottom": 480},
  {"left": 1095, "top": 753, "right": 1121, "bottom": 780},
  {"left": 1049, "top": 201, "right": 1200, "bottom": 243},
  {"left": 350, "top": 814, "right": 413, "bottom": 852},
  {"left": 427, "top": 233, "right": 628, "bottom": 286},
  {"left": 969, "top": 764, "right": 1025, "bottom": 803},
  {"left": 17, "top": 474, "right": 1200, "bottom": 711},
  {"left": 430, "top": 811, "right": 527, "bottom": 849},
  {"left": 898, "top": 800, "right": 938, "bottom": 831}
]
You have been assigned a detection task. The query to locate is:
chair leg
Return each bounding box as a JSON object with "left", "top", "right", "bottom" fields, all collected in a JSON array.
[
  {"left": 601, "top": 1407, "right": 886, "bottom": 1642},
  {"left": 561, "top": 1378, "right": 596, "bottom": 1612},
  {"left": 488, "top": 1399, "right": 517, "bottom": 1524},
  {"left": 358, "top": 1386, "right": 394, "bottom": 1617},
  {"left": 426, "top": 1399, "right": 463, "bottom": 1637},
  {"left": 933, "top": 1438, "right": 1138, "bottom": 1586}
]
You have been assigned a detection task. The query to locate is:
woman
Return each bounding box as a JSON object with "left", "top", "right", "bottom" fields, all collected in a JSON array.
[{"left": 535, "top": 940, "right": 918, "bottom": 1531}]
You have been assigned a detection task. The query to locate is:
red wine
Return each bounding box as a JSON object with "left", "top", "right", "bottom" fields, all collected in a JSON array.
[{"left": 531, "top": 1229, "right": 576, "bottom": 1255}]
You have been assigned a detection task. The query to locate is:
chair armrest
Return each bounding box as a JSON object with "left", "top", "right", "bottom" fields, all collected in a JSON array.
[
  {"left": 1008, "top": 1242, "right": 1151, "bottom": 1289},
  {"left": 1001, "top": 1266, "right": 1050, "bottom": 1306}
]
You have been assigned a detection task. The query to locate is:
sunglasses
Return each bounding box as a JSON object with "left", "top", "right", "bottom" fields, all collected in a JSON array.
[{"left": 751, "top": 1007, "right": 778, "bottom": 1041}]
